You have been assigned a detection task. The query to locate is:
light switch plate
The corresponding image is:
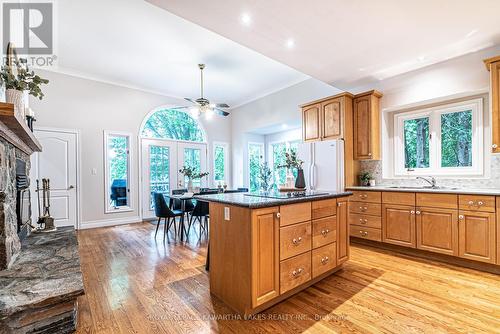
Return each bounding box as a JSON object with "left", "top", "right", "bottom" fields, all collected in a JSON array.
[{"left": 224, "top": 207, "right": 230, "bottom": 221}]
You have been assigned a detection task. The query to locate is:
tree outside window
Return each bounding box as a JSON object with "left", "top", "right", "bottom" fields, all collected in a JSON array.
[{"left": 248, "top": 143, "right": 264, "bottom": 192}]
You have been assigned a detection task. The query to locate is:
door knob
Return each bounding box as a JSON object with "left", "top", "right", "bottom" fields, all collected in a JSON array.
[{"left": 68, "top": 185, "right": 75, "bottom": 190}]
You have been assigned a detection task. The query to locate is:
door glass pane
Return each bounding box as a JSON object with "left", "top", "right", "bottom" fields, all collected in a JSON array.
[
  {"left": 214, "top": 145, "right": 225, "bottom": 182},
  {"left": 441, "top": 110, "right": 472, "bottom": 167},
  {"left": 248, "top": 144, "right": 263, "bottom": 192},
  {"left": 404, "top": 117, "right": 429, "bottom": 169},
  {"left": 184, "top": 148, "right": 202, "bottom": 188},
  {"left": 150, "top": 145, "right": 170, "bottom": 209},
  {"left": 108, "top": 135, "right": 129, "bottom": 208},
  {"left": 272, "top": 143, "right": 287, "bottom": 186}
]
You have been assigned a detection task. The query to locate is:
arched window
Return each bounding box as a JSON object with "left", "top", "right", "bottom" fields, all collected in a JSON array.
[{"left": 141, "top": 108, "right": 206, "bottom": 142}]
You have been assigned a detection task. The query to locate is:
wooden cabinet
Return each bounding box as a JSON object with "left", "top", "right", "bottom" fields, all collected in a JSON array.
[
  {"left": 312, "top": 243, "right": 337, "bottom": 278},
  {"left": 416, "top": 207, "right": 458, "bottom": 256},
  {"left": 353, "top": 90, "right": 382, "bottom": 160},
  {"left": 321, "top": 98, "right": 342, "bottom": 140},
  {"left": 484, "top": 56, "right": 500, "bottom": 153},
  {"left": 312, "top": 216, "right": 337, "bottom": 248},
  {"left": 382, "top": 204, "right": 416, "bottom": 248},
  {"left": 251, "top": 207, "right": 280, "bottom": 307},
  {"left": 279, "top": 252, "right": 311, "bottom": 294},
  {"left": 458, "top": 211, "right": 496, "bottom": 264},
  {"left": 279, "top": 222, "right": 312, "bottom": 261},
  {"left": 336, "top": 198, "right": 349, "bottom": 265},
  {"left": 302, "top": 103, "right": 321, "bottom": 142},
  {"left": 279, "top": 202, "right": 311, "bottom": 227}
]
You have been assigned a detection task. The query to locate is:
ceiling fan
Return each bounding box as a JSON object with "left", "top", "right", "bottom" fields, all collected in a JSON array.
[{"left": 174, "top": 64, "right": 230, "bottom": 118}]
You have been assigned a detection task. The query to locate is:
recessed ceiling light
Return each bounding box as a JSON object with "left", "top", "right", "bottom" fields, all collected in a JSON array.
[
  {"left": 240, "top": 13, "right": 252, "bottom": 26},
  {"left": 358, "top": 68, "right": 366, "bottom": 72},
  {"left": 285, "top": 38, "right": 295, "bottom": 49},
  {"left": 417, "top": 56, "right": 426, "bottom": 62}
]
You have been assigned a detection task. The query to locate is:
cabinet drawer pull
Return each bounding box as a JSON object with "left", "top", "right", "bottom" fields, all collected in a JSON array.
[
  {"left": 321, "top": 229, "right": 330, "bottom": 236},
  {"left": 292, "top": 268, "right": 303, "bottom": 277},
  {"left": 368, "top": 153, "right": 372, "bottom": 156},
  {"left": 359, "top": 206, "right": 368, "bottom": 212},
  {"left": 292, "top": 237, "right": 302, "bottom": 245},
  {"left": 493, "top": 144, "right": 498, "bottom": 149},
  {"left": 468, "top": 200, "right": 474, "bottom": 205},
  {"left": 459, "top": 215, "right": 464, "bottom": 220},
  {"left": 410, "top": 210, "right": 415, "bottom": 215},
  {"left": 478, "top": 201, "right": 484, "bottom": 206},
  {"left": 321, "top": 256, "right": 329, "bottom": 264},
  {"left": 359, "top": 194, "right": 368, "bottom": 199},
  {"left": 359, "top": 230, "right": 368, "bottom": 237},
  {"left": 359, "top": 218, "right": 368, "bottom": 224},
  {"left": 415, "top": 211, "right": 421, "bottom": 215}
]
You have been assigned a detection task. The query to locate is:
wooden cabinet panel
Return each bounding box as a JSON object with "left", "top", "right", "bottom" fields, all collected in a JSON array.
[
  {"left": 416, "top": 193, "right": 458, "bottom": 209},
  {"left": 349, "top": 213, "right": 382, "bottom": 229},
  {"left": 458, "top": 211, "right": 496, "bottom": 264},
  {"left": 312, "top": 198, "right": 337, "bottom": 219},
  {"left": 321, "top": 99, "right": 342, "bottom": 140},
  {"left": 353, "top": 91, "right": 381, "bottom": 160},
  {"left": 280, "top": 252, "right": 311, "bottom": 294},
  {"left": 279, "top": 222, "right": 312, "bottom": 261},
  {"left": 351, "top": 191, "right": 381, "bottom": 203},
  {"left": 336, "top": 199, "right": 349, "bottom": 264},
  {"left": 312, "top": 216, "right": 337, "bottom": 249},
  {"left": 485, "top": 57, "right": 500, "bottom": 153},
  {"left": 382, "top": 204, "right": 416, "bottom": 248},
  {"left": 458, "top": 195, "right": 495, "bottom": 213},
  {"left": 416, "top": 207, "right": 458, "bottom": 256},
  {"left": 350, "top": 225, "right": 382, "bottom": 241},
  {"left": 279, "top": 202, "right": 311, "bottom": 227},
  {"left": 382, "top": 191, "right": 415, "bottom": 206},
  {"left": 349, "top": 202, "right": 381, "bottom": 216},
  {"left": 312, "top": 243, "right": 337, "bottom": 278},
  {"left": 251, "top": 207, "right": 279, "bottom": 307},
  {"left": 497, "top": 197, "right": 500, "bottom": 265},
  {"left": 302, "top": 104, "right": 321, "bottom": 142}
]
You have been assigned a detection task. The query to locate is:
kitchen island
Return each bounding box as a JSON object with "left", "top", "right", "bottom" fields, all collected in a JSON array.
[{"left": 196, "top": 191, "right": 352, "bottom": 315}]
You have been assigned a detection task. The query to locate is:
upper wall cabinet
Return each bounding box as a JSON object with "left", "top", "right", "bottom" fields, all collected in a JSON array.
[
  {"left": 301, "top": 93, "right": 353, "bottom": 142},
  {"left": 353, "top": 90, "right": 383, "bottom": 160},
  {"left": 484, "top": 56, "right": 500, "bottom": 153}
]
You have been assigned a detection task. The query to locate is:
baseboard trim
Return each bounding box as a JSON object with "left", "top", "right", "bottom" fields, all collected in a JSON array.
[{"left": 80, "top": 216, "right": 142, "bottom": 230}]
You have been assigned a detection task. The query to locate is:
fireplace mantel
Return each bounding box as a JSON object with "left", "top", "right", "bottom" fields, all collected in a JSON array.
[{"left": 0, "top": 102, "right": 42, "bottom": 155}]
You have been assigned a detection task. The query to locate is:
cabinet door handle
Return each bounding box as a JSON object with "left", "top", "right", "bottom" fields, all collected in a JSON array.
[
  {"left": 321, "top": 229, "right": 329, "bottom": 236},
  {"left": 368, "top": 153, "right": 372, "bottom": 156},
  {"left": 292, "top": 268, "right": 303, "bottom": 277},
  {"left": 493, "top": 144, "right": 498, "bottom": 149},
  {"left": 459, "top": 215, "right": 464, "bottom": 220},
  {"left": 415, "top": 211, "right": 421, "bottom": 215},
  {"left": 468, "top": 200, "right": 474, "bottom": 205},
  {"left": 410, "top": 210, "right": 415, "bottom": 215},
  {"left": 292, "top": 237, "right": 302, "bottom": 245},
  {"left": 321, "top": 256, "right": 329, "bottom": 264},
  {"left": 276, "top": 212, "right": 281, "bottom": 219}
]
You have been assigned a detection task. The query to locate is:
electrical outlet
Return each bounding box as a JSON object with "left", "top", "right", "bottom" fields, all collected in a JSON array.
[
  {"left": 224, "top": 207, "right": 230, "bottom": 221},
  {"left": 91, "top": 168, "right": 97, "bottom": 175}
]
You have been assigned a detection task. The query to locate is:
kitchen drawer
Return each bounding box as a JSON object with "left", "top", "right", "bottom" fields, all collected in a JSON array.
[
  {"left": 280, "top": 252, "right": 311, "bottom": 294},
  {"left": 350, "top": 225, "right": 382, "bottom": 241},
  {"left": 279, "top": 202, "right": 312, "bottom": 227},
  {"left": 349, "top": 213, "right": 382, "bottom": 229},
  {"left": 416, "top": 193, "right": 457, "bottom": 209},
  {"left": 349, "top": 202, "right": 381, "bottom": 216},
  {"left": 312, "top": 216, "right": 337, "bottom": 249},
  {"left": 382, "top": 191, "right": 415, "bottom": 206},
  {"left": 280, "top": 221, "right": 312, "bottom": 260},
  {"left": 312, "top": 243, "right": 337, "bottom": 278},
  {"left": 352, "top": 191, "right": 381, "bottom": 203},
  {"left": 312, "top": 199, "right": 337, "bottom": 219},
  {"left": 459, "top": 195, "right": 495, "bottom": 213}
]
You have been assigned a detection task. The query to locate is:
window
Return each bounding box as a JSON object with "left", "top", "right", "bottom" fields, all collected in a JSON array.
[
  {"left": 270, "top": 140, "right": 300, "bottom": 186},
  {"left": 213, "top": 142, "right": 228, "bottom": 185},
  {"left": 394, "top": 98, "right": 483, "bottom": 176},
  {"left": 104, "top": 131, "right": 132, "bottom": 212},
  {"left": 149, "top": 145, "right": 170, "bottom": 209},
  {"left": 248, "top": 143, "right": 264, "bottom": 192},
  {"left": 141, "top": 108, "right": 205, "bottom": 142},
  {"left": 183, "top": 147, "right": 202, "bottom": 188}
]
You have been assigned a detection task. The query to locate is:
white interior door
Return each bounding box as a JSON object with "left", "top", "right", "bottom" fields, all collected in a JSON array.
[
  {"left": 30, "top": 129, "right": 78, "bottom": 227},
  {"left": 177, "top": 142, "right": 208, "bottom": 189},
  {"left": 141, "top": 139, "right": 178, "bottom": 219}
]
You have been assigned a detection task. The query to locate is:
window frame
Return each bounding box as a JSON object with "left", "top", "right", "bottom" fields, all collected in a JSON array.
[
  {"left": 212, "top": 141, "right": 229, "bottom": 185},
  {"left": 104, "top": 131, "right": 134, "bottom": 213},
  {"left": 247, "top": 142, "right": 265, "bottom": 191},
  {"left": 394, "top": 98, "right": 483, "bottom": 177},
  {"left": 268, "top": 139, "right": 301, "bottom": 186}
]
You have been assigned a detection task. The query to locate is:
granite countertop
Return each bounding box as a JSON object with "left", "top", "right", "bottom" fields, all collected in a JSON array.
[
  {"left": 0, "top": 227, "right": 84, "bottom": 318},
  {"left": 347, "top": 185, "right": 500, "bottom": 196},
  {"left": 195, "top": 191, "right": 352, "bottom": 208}
]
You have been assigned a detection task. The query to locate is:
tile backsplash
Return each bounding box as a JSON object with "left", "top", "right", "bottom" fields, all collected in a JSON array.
[{"left": 358, "top": 155, "right": 500, "bottom": 189}]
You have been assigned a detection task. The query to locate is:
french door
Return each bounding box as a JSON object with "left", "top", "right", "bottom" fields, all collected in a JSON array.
[{"left": 141, "top": 139, "right": 207, "bottom": 219}]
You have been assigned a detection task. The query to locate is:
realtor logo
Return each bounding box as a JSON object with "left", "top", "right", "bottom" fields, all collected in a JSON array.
[{"left": 2, "top": 2, "right": 53, "bottom": 55}]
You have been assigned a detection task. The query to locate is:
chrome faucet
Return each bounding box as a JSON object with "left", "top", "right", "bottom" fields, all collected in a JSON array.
[{"left": 416, "top": 176, "right": 437, "bottom": 188}]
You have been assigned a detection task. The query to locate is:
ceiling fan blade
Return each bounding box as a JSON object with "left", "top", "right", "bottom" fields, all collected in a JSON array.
[
  {"left": 215, "top": 103, "right": 230, "bottom": 108},
  {"left": 184, "top": 97, "right": 199, "bottom": 105},
  {"left": 170, "top": 106, "right": 190, "bottom": 110},
  {"left": 214, "top": 108, "right": 230, "bottom": 116}
]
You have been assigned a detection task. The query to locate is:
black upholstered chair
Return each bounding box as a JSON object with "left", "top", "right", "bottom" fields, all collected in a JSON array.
[
  {"left": 171, "top": 188, "right": 194, "bottom": 216},
  {"left": 153, "top": 193, "right": 184, "bottom": 241},
  {"left": 187, "top": 200, "right": 210, "bottom": 238},
  {"left": 237, "top": 187, "right": 249, "bottom": 192}
]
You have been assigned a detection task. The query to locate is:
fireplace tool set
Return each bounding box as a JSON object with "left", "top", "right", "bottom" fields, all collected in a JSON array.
[{"left": 35, "top": 179, "right": 56, "bottom": 232}]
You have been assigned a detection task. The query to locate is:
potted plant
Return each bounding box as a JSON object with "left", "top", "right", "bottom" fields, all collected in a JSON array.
[
  {"left": 277, "top": 150, "right": 305, "bottom": 189},
  {"left": 0, "top": 59, "right": 49, "bottom": 117},
  {"left": 359, "top": 172, "right": 372, "bottom": 186},
  {"left": 179, "top": 165, "right": 209, "bottom": 192}
]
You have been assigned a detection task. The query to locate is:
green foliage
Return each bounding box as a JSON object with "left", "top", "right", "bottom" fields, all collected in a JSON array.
[
  {"left": 141, "top": 109, "right": 205, "bottom": 141},
  {"left": 272, "top": 143, "right": 287, "bottom": 186},
  {"left": 108, "top": 136, "right": 128, "bottom": 182},
  {"left": 179, "top": 165, "right": 209, "bottom": 180},
  {"left": 359, "top": 172, "right": 372, "bottom": 182},
  {"left": 0, "top": 59, "right": 49, "bottom": 99},
  {"left": 248, "top": 144, "right": 263, "bottom": 192},
  {"left": 214, "top": 146, "right": 225, "bottom": 181},
  {"left": 258, "top": 162, "right": 274, "bottom": 192},
  {"left": 404, "top": 117, "right": 430, "bottom": 168},
  {"left": 441, "top": 111, "right": 472, "bottom": 167}
]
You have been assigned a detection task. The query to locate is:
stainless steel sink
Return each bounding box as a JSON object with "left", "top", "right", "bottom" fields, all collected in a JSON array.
[{"left": 388, "top": 186, "right": 459, "bottom": 190}]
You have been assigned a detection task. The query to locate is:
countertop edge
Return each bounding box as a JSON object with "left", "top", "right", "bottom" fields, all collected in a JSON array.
[{"left": 346, "top": 186, "right": 500, "bottom": 196}]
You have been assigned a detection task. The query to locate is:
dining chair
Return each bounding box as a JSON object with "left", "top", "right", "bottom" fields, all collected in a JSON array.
[
  {"left": 153, "top": 193, "right": 184, "bottom": 241},
  {"left": 186, "top": 200, "right": 210, "bottom": 238}
]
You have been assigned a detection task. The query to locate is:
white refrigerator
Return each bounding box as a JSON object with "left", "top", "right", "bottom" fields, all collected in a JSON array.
[{"left": 297, "top": 139, "right": 345, "bottom": 192}]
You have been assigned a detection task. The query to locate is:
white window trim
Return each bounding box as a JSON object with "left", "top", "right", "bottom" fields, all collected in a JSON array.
[
  {"left": 394, "top": 98, "right": 483, "bottom": 177},
  {"left": 247, "top": 142, "right": 265, "bottom": 188},
  {"left": 213, "top": 141, "right": 229, "bottom": 185},
  {"left": 104, "top": 131, "right": 134, "bottom": 213}
]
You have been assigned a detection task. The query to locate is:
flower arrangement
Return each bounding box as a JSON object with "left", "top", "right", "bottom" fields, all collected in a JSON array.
[
  {"left": 277, "top": 150, "right": 304, "bottom": 170},
  {"left": 0, "top": 59, "right": 49, "bottom": 100},
  {"left": 178, "top": 165, "right": 209, "bottom": 180}
]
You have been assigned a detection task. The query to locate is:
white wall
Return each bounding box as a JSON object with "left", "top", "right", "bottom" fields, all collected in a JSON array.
[
  {"left": 30, "top": 70, "right": 232, "bottom": 227},
  {"left": 231, "top": 78, "right": 341, "bottom": 187}
]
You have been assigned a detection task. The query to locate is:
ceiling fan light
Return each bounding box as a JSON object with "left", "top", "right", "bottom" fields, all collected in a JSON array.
[
  {"left": 190, "top": 107, "right": 200, "bottom": 118},
  {"left": 205, "top": 108, "right": 214, "bottom": 120}
]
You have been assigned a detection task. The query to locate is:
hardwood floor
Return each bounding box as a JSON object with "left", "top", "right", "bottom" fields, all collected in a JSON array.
[{"left": 77, "top": 222, "right": 500, "bottom": 333}]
